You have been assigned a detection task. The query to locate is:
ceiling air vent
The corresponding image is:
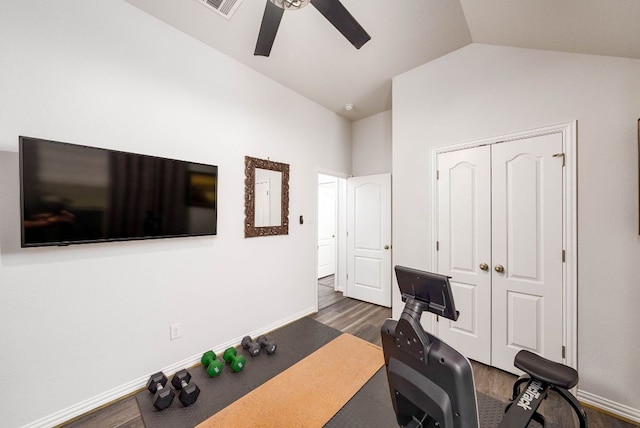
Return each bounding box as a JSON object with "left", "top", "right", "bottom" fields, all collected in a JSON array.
[{"left": 195, "top": 0, "right": 243, "bottom": 19}]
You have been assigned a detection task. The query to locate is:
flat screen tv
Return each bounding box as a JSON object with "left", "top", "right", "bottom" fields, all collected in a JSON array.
[{"left": 19, "top": 136, "right": 217, "bottom": 247}]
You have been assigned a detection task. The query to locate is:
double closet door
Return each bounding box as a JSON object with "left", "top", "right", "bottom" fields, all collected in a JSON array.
[{"left": 435, "top": 133, "right": 564, "bottom": 373}]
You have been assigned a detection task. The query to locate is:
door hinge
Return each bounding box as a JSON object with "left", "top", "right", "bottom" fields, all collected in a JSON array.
[
  {"left": 553, "top": 153, "right": 565, "bottom": 167},
  {"left": 436, "top": 170, "right": 439, "bottom": 180},
  {"left": 436, "top": 315, "right": 439, "bottom": 322},
  {"left": 436, "top": 241, "right": 439, "bottom": 251},
  {"left": 562, "top": 250, "right": 566, "bottom": 262},
  {"left": 562, "top": 345, "right": 566, "bottom": 359}
]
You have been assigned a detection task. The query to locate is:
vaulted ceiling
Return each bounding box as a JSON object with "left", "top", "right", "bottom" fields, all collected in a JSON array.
[{"left": 126, "top": 0, "right": 640, "bottom": 121}]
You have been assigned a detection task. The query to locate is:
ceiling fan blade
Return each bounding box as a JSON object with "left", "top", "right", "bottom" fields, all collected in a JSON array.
[
  {"left": 255, "top": 1, "right": 285, "bottom": 57},
  {"left": 310, "top": 0, "right": 371, "bottom": 49}
]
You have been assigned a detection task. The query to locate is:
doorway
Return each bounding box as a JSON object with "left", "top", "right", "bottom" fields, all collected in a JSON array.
[
  {"left": 318, "top": 175, "right": 339, "bottom": 280},
  {"left": 316, "top": 172, "right": 393, "bottom": 310},
  {"left": 317, "top": 173, "right": 347, "bottom": 307}
]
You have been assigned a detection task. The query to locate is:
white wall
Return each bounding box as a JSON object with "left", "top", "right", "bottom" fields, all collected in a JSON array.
[
  {"left": 392, "top": 44, "right": 640, "bottom": 421},
  {"left": 0, "top": 1, "right": 351, "bottom": 427},
  {"left": 352, "top": 110, "right": 392, "bottom": 176}
]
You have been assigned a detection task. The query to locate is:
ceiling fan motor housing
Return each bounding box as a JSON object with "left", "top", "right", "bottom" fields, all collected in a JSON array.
[{"left": 270, "top": 0, "right": 311, "bottom": 9}]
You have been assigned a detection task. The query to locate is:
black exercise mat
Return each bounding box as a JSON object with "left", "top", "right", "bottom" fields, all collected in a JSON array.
[
  {"left": 137, "top": 316, "right": 539, "bottom": 428},
  {"left": 477, "top": 391, "right": 509, "bottom": 428},
  {"left": 325, "top": 367, "right": 397, "bottom": 427},
  {"left": 136, "top": 317, "right": 342, "bottom": 428},
  {"left": 325, "top": 366, "right": 510, "bottom": 428}
]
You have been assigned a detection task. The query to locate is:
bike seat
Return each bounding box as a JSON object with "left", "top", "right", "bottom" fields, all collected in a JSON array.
[{"left": 514, "top": 350, "right": 578, "bottom": 389}]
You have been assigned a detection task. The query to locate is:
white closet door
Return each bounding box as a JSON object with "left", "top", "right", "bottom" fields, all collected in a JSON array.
[
  {"left": 436, "top": 132, "right": 565, "bottom": 373},
  {"left": 436, "top": 146, "right": 492, "bottom": 364},
  {"left": 491, "top": 133, "right": 564, "bottom": 372}
]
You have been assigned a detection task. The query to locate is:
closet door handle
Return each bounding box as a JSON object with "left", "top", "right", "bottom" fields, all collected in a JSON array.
[
  {"left": 479, "top": 263, "right": 489, "bottom": 271},
  {"left": 494, "top": 264, "right": 505, "bottom": 273}
]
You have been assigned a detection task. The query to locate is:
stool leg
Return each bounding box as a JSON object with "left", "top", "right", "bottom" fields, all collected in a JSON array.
[
  {"left": 532, "top": 411, "right": 546, "bottom": 426},
  {"left": 512, "top": 374, "right": 531, "bottom": 401},
  {"left": 552, "top": 386, "right": 588, "bottom": 428}
]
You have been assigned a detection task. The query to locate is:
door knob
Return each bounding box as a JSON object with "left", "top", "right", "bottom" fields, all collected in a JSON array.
[
  {"left": 384, "top": 245, "right": 390, "bottom": 250},
  {"left": 479, "top": 263, "right": 489, "bottom": 271},
  {"left": 494, "top": 264, "right": 505, "bottom": 273}
]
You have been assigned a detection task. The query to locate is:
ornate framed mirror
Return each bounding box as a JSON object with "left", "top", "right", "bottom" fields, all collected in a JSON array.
[{"left": 244, "top": 156, "right": 290, "bottom": 238}]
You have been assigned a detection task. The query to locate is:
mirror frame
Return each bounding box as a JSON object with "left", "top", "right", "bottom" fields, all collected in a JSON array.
[{"left": 244, "top": 156, "right": 290, "bottom": 238}]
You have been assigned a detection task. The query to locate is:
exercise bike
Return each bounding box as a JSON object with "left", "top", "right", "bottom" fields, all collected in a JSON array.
[{"left": 381, "top": 266, "right": 588, "bottom": 428}]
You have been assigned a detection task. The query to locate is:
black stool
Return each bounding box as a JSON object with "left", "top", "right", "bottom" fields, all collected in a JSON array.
[{"left": 498, "top": 350, "right": 587, "bottom": 427}]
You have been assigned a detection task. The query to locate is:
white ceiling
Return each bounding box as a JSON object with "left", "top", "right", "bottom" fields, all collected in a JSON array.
[{"left": 125, "top": 0, "right": 640, "bottom": 121}]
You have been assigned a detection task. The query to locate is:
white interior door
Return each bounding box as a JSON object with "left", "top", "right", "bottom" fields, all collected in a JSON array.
[
  {"left": 491, "top": 134, "right": 564, "bottom": 372},
  {"left": 318, "top": 180, "right": 337, "bottom": 278},
  {"left": 435, "top": 132, "right": 565, "bottom": 373},
  {"left": 436, "top": 146, "right": 492, "bottom": 365},
  {"left": 346, "top": 173, "right": 392, "bottom": 307}
]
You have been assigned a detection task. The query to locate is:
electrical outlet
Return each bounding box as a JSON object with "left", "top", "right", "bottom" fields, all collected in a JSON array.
[{"left": 170, "top": 323, "right": 183, "bottom": 340}]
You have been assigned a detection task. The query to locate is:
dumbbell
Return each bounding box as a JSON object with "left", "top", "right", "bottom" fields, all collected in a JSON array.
[
  {"left": 171, "top": 369, "right": 200, "bottom": 407},
  {"left": 223, "top": 347, "right": 247, "bottom": 372},
  {"left": 146, "top": 371, "right": 175, "bottom": 411},
  {"left": 201, "top": 350, "right": 224, "bottom": 377},
  {"left": 257, "top": 335, "right": 277, "bottom": 355},
  {"left": 241, "top": 336, "right": 261, "bottom": 357}
]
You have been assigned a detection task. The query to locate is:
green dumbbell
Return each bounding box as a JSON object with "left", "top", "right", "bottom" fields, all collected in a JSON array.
[
  {"left": 201, "top": 350, "right": 224, "bottom": 377},
  {"left": 222, "top": 347, "right": 246, "bottom": 373}
]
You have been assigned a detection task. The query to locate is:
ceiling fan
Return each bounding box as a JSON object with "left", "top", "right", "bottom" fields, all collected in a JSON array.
[{"left": 255, "top": 0, "right": 371, "bottom": 57}]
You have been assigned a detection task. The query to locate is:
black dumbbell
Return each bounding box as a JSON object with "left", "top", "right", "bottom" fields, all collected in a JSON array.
[
  {"left": 171, "top": 369, "right": 200, "bottom": 407},
  {"left": 241, "top": 336, "right": 261, "bottom": 357},
  {"left": 257, "top": 335, "right": 277, "bottom": 355},
  {"left": 146, "top": 371, "right": 175, "bottom": 411}
]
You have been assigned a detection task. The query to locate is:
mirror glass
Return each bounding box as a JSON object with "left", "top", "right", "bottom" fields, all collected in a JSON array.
[
  {"left": 254, "top": 168, "right": 282, "bottom": 227},
  {"left": 245, "top": 156, "right": 289, "bottom": 237}
]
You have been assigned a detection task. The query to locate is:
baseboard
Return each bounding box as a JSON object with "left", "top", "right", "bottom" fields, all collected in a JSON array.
[
  {"left": 578, "top": 389, "right": 640, "bottom": 425},
  {"left": 24, "top": 307, "right": 317, "bottom": 428},
  {"left": 27, "top": 376, "right": 144, "bottom": 428}
]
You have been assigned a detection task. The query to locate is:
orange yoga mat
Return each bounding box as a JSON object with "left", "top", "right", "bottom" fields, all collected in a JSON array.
[{"left": 197, "top": 333, "right": 384, "bottom": 428}]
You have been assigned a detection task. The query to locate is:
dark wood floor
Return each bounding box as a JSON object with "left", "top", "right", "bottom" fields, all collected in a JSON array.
[
  {"left": 61, "top": 276, "right": 637, "bottom": 427},
  {"left": 313, "top": 278, "right": 391, "bottom": 347}
]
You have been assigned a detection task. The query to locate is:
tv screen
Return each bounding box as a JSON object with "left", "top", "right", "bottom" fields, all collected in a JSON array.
[{"left": 19, "top": 136, "right": 217, "bottom": 247}]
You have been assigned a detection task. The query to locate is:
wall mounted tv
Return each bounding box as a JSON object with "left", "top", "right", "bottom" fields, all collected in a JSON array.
[{"left": 19, "top": 136, "right": 218, "bottom": 247}]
